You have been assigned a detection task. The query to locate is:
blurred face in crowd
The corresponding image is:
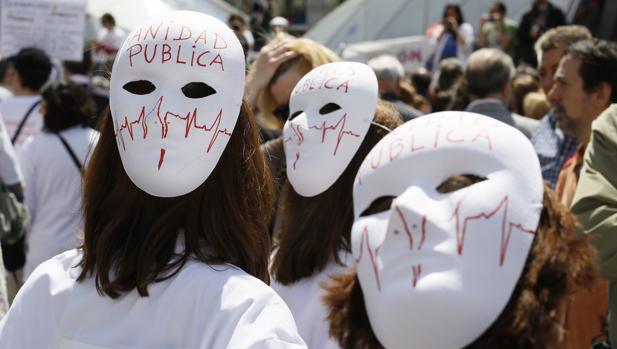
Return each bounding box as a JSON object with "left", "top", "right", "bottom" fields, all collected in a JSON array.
[
  {"left": 538, "top": 46, "right": 565, "bottom": 94},
  {"left": 270, "top": 67, "right": 305, "bottom": 109},
  {"left": 549, "top": 54, "right": 608, "bottom": 143}
]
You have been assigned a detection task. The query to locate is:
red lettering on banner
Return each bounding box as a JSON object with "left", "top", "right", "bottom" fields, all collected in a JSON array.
[
  {"left": 471, "top": 129, "right": 492, "bottom": 150},
  {"left": 336, "top": 80, "right": 349, "bottom": 93},
  {"left": 389, "top": 137, "right": 404, "bottom": 161},
  {"left": 145, "top": 23, "right": 162, "bottom": 41}
]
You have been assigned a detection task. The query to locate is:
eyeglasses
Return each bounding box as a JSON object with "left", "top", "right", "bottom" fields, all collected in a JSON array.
[{"left": 272, "top": 103, "right": 289, "bottom": 120}]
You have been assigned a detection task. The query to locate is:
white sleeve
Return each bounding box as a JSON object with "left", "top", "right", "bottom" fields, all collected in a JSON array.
[
  {"left": 457, "top": 23, "right": 475, "bottom": 62},
  {"left": 201, "top": 278, "right": 307, "bottom": 349},
  {"left": 0, "top": 114, "right": 23, "bottom": 185},
  {"left": 19, "top": 139, "right": 37, "bottom": 226}
]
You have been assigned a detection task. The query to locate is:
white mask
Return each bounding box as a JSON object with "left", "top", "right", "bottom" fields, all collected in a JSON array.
[
  {"left": 283, "top": 62, "right": 377, "bottom": 197},
  {"left": 352, "top": 112, "right": 543, "bottom": 349},
  {"left": 110, "top": 11, "right": 245, "bottom": 197}
]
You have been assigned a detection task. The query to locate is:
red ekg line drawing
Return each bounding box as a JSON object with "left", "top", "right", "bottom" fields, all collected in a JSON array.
[
  {"left": 412, "top": 264, "right": 422, "bottom": 288},
  {"left": 293, "top": 152, "right": 300, "bottom": 171},
  {"left": 114, "top": 96, "right": 232, "bottom": 169},
  {"left": 355, "top": 225, "right": 383, "bottom": 291},
  {"left": 357, "top": 195, "right": 535, "bottom": 291},
  {"left": 308, "top": 113, "right": 360, "bottom": 155}
]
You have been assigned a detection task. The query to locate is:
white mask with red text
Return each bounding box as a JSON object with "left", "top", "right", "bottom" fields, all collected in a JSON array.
[
  {"left": 352, "top": 112, "right": 543, "bottom": 349},
  {"left": 283, "top": 62, "right": 378, "bottom": 197},
  {"left": 110, "top": 11, "right": 245, "bottom": 197}
]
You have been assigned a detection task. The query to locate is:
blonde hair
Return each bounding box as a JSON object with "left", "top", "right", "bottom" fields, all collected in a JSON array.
[
  {"left": 255, "top": 37, "right": 339, "bottom": 131},
  {"left": 523, "top": 91, "right": 551, "bottom": 120}
]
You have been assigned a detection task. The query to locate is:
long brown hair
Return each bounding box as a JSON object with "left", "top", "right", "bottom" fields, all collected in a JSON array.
[
  {"left": 77, "top": 103, "right": 275, "bottom": 298},
  {"left": 271, "top": 101, "right": 402, "bottom": 285},
  {"left": 324, "top": 180, "right": 596, "bottom": 349}
]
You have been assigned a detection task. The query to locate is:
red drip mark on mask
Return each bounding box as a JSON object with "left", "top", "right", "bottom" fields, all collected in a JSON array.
[
  {"left": 293, "top": 152, "right": 300, "bottom": 170},
  {"left": 395, "top": 205, "right": 414, "bottom": 250},
  {"left": 308, "top": 113, "right": 361, "bottom": 155},
  {"left": 157, "top": 148, "right": 166, "bottom": 170},
  {"left": 412, "top": 264, "right": 422, "bottom": 288},
  {"left": 355, "top": 225, "right": 383, "bottom": 291}
]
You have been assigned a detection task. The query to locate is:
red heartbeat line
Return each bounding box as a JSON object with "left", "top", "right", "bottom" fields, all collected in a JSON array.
[
  {"left": 308, "top": 113, "right": 361, "bottom": 155},
  {"left": 114, "top": 96, "right": 233, "bottom": 170},
  {"left": 355, "top": 225, "right": 383, "bottom": 291},
  {"left": 355, "top": 195, "right": 536, "bottom": 291}
]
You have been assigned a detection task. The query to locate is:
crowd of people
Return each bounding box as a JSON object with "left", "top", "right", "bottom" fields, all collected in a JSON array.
[{"left": 0, "top": 0, "right": 615, "bottom": 348}]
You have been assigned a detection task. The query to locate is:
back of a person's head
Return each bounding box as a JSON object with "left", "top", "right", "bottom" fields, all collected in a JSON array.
[
  {"left": 566, "top": 38, "right": 617, "bottom": 104},
  {"left": 465, "top": 48, "right": 514, "bottom": 98},
  {"left": 257, "top": 37, "right": 340, "bottom": 130},
  {"left": 534, "top": 25, "right": 592, "bottom": 59},
  {"left": 367, "top": 55, "right": 404, "bottom": 83},
  {"left": 63, "top": 49, "right": 93, "bottom": 76},
  {"left": 0, "top": 57, "right": 13, "bottom": 83},
  {"left": 511, "top": 73, "right": 541, "bottom": 114},
  {"left": 12, "top": 47, "right": 52, "bottom": 92},
  {"left": 523, "top": 91, "right": 550, "bottom": 119},
  {"left": 41, "top": 80, "right": 95, "bottom": 132},
  {"left": 437, "top": 58, "right": 464, "bottom": 91},
  {"left": 411, "top": 67, "right": 431, "bottom": 97},
  {"left": 101, "top": 13, "right": 115, "bottom": 27}
]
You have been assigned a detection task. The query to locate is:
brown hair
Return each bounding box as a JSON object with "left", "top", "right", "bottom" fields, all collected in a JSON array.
[
  {"left": 510, "top": 74, "right": 541, "bottom": 115},
  {"left": 324, "top": 180, "right": 596, "bottom": 349},
  {"left": 255, "top": 37, "right": 339, "bottom": 131},
  {"left": 271, "top": 101, "right": 402, "bottom": 285},
  {"left": 77, "top": 103, "right": 275, "bottom": 298}
]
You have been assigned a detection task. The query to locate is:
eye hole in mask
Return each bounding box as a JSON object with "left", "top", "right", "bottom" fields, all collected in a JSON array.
[
  {"left": 181, "top": 82, "right": 217, "bottom": 99},
  {"left": 436, "top": 174, "right": 487, "bottom": 194},
  {"left": 319, "top": 102, "right": 342, "bottom": 115},
  {"left": 360, "top": 195, "right": 396, "bottom": 217},
  {"left": 123, "top": 80, "right": 156, "bottom": 95},
  {"left": 289, "top": 110, "right": 303, "bottom": 121}
]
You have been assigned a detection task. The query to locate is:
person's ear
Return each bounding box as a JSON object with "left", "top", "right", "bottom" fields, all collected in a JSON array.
[{"left": 593, "top": 82, "right": 612, "bottom": 109}]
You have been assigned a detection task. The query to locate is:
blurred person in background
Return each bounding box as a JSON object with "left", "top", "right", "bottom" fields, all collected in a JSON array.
[
  {"left": 530, "top": 25, "right": 591, "bottom": 187},
  {"left": 518, "top": 0, "right": 567, "bottom": 67},
  {"left": 228, "top": 14, "right": 255, "bottom": 52},
  {"left": 510, "top": 68, "right": 542, "bottom": 116},
  {"left": 245, "top": 36, "right": 339, "bottom": 143},
  {"left": 92, "top": 13, "right": 125, "bottom": 64},
  {"left": 0, "top": 48, "right": 51, "bottom": 146},
  {"left": 478, "top": 1, "right": 518, "bottom": 61},
  {"left": 523, "top": 91, "right": 551, "bottom": 119},
  {"left": 410, "top": 67, "right": 431, "bottom": 98},
  {"left": 429, "top": 58, "right": 464, "bottom": 112},
  {"left": 367, "top": 55, "right": 423, "bottom": 121},
  {"left": 63, "top": 49, "right": 109, "bottom": 124},
  {"left": 428, "top": 4, "right": 474, "bottom": 71},
  {"left": 20, "top": 80, "right": 99, "bottom": 280},
  {"left": 0, "top": 59, "right": 13, "bottom": 101},
  {"left": 549, "top": 38, "right": 617, "bottom": 349},
  {"left": 464, "top": 48, "right": 539, "bottom": 138}
]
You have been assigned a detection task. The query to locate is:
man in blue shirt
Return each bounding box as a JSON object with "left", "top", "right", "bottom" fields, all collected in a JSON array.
[{"left": 530, "top": 25, "right": 591, "bottom": 187}]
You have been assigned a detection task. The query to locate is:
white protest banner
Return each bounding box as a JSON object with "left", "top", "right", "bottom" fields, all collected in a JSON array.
[
  {"left": 342, "top": 36, "right": 434, "bottom": 74},
  {"left": 1, "top": 0, "right": 86, "bottom": 61}
]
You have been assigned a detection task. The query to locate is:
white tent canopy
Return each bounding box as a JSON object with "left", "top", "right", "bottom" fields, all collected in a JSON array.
[
  {"left": 86, "top": 0, "right": 244, "bottom": 38},
  {"left": 305, "top": 0, "right": 577, "bottom": 51}
]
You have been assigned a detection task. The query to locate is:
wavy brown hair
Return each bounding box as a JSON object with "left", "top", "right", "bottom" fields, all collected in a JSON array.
[
  {"left": 324, "top": 179, "right": 596, "bottom": 349},
  {"left": 77, "top": 103, "right": 275, "bottom": 298},
  {"left": 271, "top": 101, "right": 402, "bottom": 285}
]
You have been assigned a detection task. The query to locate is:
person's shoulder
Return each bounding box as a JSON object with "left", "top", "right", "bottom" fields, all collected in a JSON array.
[
  {"left": 16, "top": 249, "right": 81, "bottom": 302},
  {"left": 592, "top": 104, "right": 617, "bottom": 139}
]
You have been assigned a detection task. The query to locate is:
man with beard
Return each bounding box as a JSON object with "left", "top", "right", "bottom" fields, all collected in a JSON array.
[{"left": 548, "top": 38, "right": 617, "bottom": 348}]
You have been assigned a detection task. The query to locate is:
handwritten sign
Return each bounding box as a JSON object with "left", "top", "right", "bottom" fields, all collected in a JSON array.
[
  {"left": 342, "top": 35, "right": 434, "bottom": 74},
  {"left": 0, "top": 0, "right": 86, "bottom": 61}
]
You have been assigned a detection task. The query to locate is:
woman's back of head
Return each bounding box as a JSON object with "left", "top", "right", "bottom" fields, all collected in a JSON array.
[{"left": 41, "top": 80, "right": 95, "bottom": 133}]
